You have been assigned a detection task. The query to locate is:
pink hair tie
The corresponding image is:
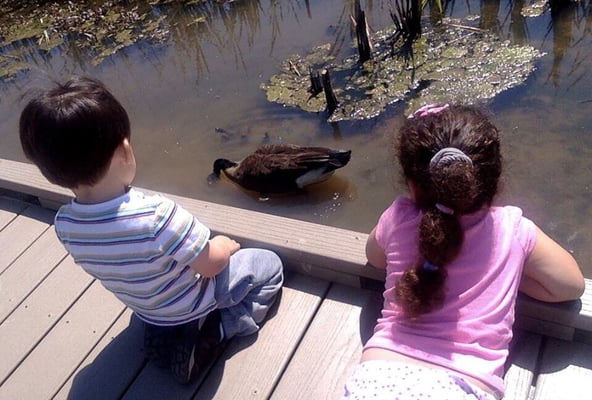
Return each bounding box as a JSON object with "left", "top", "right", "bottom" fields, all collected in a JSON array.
[
  {"left": 409, "top": 103, "right": 450, "bottom": 119},
  {"left": 435, "top": 203, "right": 454, "bottom": 215}
]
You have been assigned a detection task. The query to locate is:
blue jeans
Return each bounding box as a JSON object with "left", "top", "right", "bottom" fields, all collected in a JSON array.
[{"left": 213, "top": 248, "right": 283, "bottom": 338}]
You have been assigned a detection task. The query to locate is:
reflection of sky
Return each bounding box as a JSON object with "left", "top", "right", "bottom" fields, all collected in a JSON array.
[{"left": 1, "top": 0, "right": 592, "bottom": 276}]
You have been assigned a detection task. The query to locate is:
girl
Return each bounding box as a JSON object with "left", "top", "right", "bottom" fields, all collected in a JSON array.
[{"left": 343, "top": 104, "right": 585, "bottom": 399}]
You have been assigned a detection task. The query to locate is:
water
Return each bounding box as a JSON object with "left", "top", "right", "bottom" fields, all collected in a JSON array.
[{"left": 1, "top": 0, "right": 592, "bottom": 276}]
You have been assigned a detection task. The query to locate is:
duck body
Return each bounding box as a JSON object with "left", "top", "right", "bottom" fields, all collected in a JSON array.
[{"left": 213, "top": 144, "right": 351, "bottom": 194}]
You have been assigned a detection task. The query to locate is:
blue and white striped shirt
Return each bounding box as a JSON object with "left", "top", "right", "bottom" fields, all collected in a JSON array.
[{"left": 55, "top": 188, "right": 215, "bottom": 326}]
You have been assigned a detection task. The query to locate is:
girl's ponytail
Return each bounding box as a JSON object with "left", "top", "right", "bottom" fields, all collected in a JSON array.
[{"left": 394, "top": 105, "right": 501, "bottom": 318}]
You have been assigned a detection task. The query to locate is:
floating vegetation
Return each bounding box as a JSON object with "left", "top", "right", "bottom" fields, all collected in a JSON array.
[
  {"left": 260, "top": 16, "right": 543, "bottom": 122},
  {"left": 0, "top": 0, "right": 213, "bottom": 81},
  {"left": 521, "top": 0, "right": 550, "bottom": 17}
]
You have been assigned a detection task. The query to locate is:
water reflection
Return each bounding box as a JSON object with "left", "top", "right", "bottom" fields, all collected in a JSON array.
[
  {"left": 546, "top": 0, "right": 591, "bottom": 92},
  {"left": 1, "top": 0, "right": 592, "bottom": 276}
]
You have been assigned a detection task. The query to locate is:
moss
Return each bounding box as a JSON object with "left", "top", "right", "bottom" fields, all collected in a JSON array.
[
  {"left": 0, "top": 0, "right": 210, "bottom": 81},
  {"left": 261, "top": 17, "right": 543, "bottom": 122}
]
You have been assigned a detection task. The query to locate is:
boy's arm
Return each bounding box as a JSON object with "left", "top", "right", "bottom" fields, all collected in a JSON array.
[
  {"left": 189, "top": 235, "right": 240, "bottom": 278},
  {"left": 519, "top": 226, "right": 585, "bottom": 302},
  {"left": 366, "top": 227, "right": 387, "bottom": 269}
]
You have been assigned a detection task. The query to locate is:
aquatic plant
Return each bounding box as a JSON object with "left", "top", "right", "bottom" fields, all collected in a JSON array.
[
  {"left": 389, "top": 0, "right": 423, "bottom": 61},
  {"left": 0, "top": 0, "right": 215, "bottom": 81},
  {"left": 260, "top": 9, "right": 543, "bottom": 122}
]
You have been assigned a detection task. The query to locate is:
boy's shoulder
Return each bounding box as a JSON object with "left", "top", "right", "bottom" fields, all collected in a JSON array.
[{"left": 57, "top": 188, "right": 175, "bottom": 218}]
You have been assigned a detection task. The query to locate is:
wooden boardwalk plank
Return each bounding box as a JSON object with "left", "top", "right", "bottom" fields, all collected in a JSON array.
[
  {"left": 0, "top": 229, "right": 67, "bottom": 322},
  {"left": 0, "top": 257, "right": 92, "bottom": 384},
  {"left": 4, "top": 158, "right": 592, "bottom": 340},
  {"left": 2, "top": 159, "right": 592, "bottom": 400},
  {"left": 0, "top": 197, "right": 27, "bottom": 229},
  {"left": 0, "top": 158, "right": 384, "bottom": 283},
  {"left": 532, "top": 338, "right": 592, "bottom": 400},
  {"left": 503, "top": 331, "right": 542, "bottom": 400},
  {"left": 121, "top": 272, "right": 330, "bottom": 400},
  {"left": 0, "top": 205, "right": 55, "bottom": 275},
  {"left": 0, "top": 281, "right": 126, "bottom": 400},
  {"left": 194, "top": 272, "right": 330, "bottom": 400},
  {"left": 270, "top": 283, "right": 382, "bottom": 400},
  {"left": 53, "top": 309, "right": 146, "bottom": 400}
]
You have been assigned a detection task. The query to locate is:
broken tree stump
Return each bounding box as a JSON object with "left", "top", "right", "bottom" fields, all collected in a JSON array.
[
  {"left": 354, "top": 0, "right": 372, "bottom": 63},
  {"left": 321, "top": 69, "right": 339, "bottom": 116},
  {"left": 308, "top": 67, "right": 323, "bottom": 96}
]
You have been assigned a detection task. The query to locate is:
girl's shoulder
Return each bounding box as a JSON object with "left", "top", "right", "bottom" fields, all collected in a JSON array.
[
  {"left": 484, "top": 205, "right": 537, "bottom": 250},
  {"left": 375, "top": 196, "right": 421, "bottom": 239},
  {"left": 380, "top": 196, "right": 420, "bottom": 223},
  {"left": 487, "top": 204, "right": 533, "bottom": 227}
]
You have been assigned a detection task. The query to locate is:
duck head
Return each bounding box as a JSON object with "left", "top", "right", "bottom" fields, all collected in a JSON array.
[{"left": 213, "top": 158, "right": 239, "bottom": 177}]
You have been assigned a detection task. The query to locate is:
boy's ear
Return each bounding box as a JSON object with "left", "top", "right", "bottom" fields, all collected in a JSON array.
[{"left": 120, "top": 138, "right": 134, "bottom": 162}]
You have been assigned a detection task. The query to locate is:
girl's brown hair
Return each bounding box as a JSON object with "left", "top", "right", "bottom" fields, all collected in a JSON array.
[{"left": 394, "top": 105, "right": 502, "bottom": 318}]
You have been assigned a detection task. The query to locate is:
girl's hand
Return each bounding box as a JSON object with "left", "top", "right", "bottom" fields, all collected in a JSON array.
[{"left": 366, "top": 227, "right": 387, "bottom": 269}]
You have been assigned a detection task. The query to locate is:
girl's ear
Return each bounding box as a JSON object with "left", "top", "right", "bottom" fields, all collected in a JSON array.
[{"left": 408, "top": 180, "right": 419, "bottom": 201}]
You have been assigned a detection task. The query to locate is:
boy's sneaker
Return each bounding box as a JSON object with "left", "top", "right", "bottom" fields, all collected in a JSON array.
[
  {"left": 170, "top": 309, "right": 225, "bottom": 384},
  {"left": 170, "top": 318, "right": 201, "bottom": 384},
  {"left": 195, "top": 309, "right": 226, "bottom": 364},
  {"left": 143, "top": 323, "right": 175, "bottom": 369}
]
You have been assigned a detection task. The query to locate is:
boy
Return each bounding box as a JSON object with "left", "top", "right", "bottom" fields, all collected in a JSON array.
[{"left": 19, "top": 76, "right": 284, "bottom": 383}]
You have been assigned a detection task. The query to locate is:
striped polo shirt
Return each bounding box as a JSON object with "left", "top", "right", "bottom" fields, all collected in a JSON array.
[{"left": 54, "top": 188, "right": 216, "bottom": 326}]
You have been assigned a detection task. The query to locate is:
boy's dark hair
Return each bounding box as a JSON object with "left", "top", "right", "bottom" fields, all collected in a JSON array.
[
  {"left": 19, "top": 76, "right": 130, "bottom": 188},
  {"left": 394, "top": 105, "right": 502, "bottom": 318}
]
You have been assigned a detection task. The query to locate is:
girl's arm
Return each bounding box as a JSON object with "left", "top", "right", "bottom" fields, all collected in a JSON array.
[
  {"left": 189, "top": 235, "right": 240, "bottom": 278},
  {"left": 519, "top": 226, "right": 585, "bottom": 302},
  {"left": 366, "top": 227, "right": 387, "bottom": 269}
]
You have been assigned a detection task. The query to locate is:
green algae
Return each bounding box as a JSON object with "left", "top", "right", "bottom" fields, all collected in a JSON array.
[
  {"left": 260, "top": 17, "right": 543, "bottom": 122},
  {"left": 0, "top": 0, "right": 208, "bottom": 80}
]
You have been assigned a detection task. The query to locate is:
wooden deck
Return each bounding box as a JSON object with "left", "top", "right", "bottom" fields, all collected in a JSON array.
[{"left": 1, "top": 158, "right": 592, "bottom": 400}]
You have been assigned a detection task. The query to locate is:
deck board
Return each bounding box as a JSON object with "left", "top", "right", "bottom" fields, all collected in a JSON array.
[
  {"left": 270, "top": 283, "right": 382, "bottom": 400},
  {"left": 0, "top": 257, "right": 92, "bottom": 384},
  {"left": 2, "top": 167, "right": 592, "bottom": 400},
  {"left": 0, "top": 281, "right": 126, "bottom": 400},
  {"left": 0, "top": 197, "right": 27, "bottom": 229},
  {"left": 0, "top": 205, "right": 54, "bottom": 275},
  {"left": 503, "top": 331, "right": 542, "bottom": 400},
  {"left": 53, "top": 309, "right": 146, "bottom": 400},
  {"left": 0, "top": 229, "right": 68, "bottom": 322},
  {"left": 121, "top": 272, "right": 330, "bottom": 400},
  {"left": 193, "top": 272, "right": 330, "bottom": 400},
  {"left": 533, "top": 338, "right": 592, "bottom": 400}
]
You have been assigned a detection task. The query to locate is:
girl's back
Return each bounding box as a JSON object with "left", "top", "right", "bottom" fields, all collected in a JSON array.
[{"left": 344, "top": 104, "right": 584, "bottom": 400}]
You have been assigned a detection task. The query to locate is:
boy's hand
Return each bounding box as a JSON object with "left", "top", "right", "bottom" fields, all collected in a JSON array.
[
  {"left": 189, "top": 235, "right": 241, "bottom": 278},
  {"left": 210, "top": 235, "right": 240, "bottom": 255}
]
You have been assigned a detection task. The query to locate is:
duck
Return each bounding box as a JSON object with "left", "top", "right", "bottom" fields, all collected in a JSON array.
[{"left": 212, "top": 143, "right": 352, "bottom": 195}]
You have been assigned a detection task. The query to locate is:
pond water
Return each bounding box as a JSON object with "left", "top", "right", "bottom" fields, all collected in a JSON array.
[{"left": 1, "top": 0, "right": 592, "bottom": 277}]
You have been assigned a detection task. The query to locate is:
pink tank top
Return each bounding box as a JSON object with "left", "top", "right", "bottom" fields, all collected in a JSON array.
[{"left": 364, "top": 197, "right": 537, "bottom": 395}]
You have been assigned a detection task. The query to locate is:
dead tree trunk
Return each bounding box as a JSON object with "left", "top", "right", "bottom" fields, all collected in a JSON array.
[
  {"left": 354, "top": 0, "right": 372, "bottom": 63},
  {"left": 321, "top": 69, "right": 339, "bottom": 116},
  {"left": 308, "top": 67, "right": 323, "bottom": 97}
]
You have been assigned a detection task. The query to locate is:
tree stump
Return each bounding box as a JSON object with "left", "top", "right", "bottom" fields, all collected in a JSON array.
[
  {"left": 354, "top": 0, "right": 372, "bottom": 63},
  {"left": 321, "top": 69, "right": 339, "bottom": 116}
]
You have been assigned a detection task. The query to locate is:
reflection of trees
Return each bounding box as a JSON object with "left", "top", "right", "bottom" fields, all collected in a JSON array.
[
  {"left": 545, "top": 0, "right": 592, "bottom": 92},
  {"left": 509, "top": 0, "right": 528, "bottom": 45},
  {"left": 436, "top": 0, "right": 590, "bottom": 97},
  {"left": 2, "top": 0, "right": 592, "bottom": 99},
  {"left": 0, "top": 0, "right": 300, "bottom": 85},
  {"left": 479, "top": 0, "right": 502, "bottom": 34},
  {"left": 161, "top": 1, "right": 263, "bottom": 81}
]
